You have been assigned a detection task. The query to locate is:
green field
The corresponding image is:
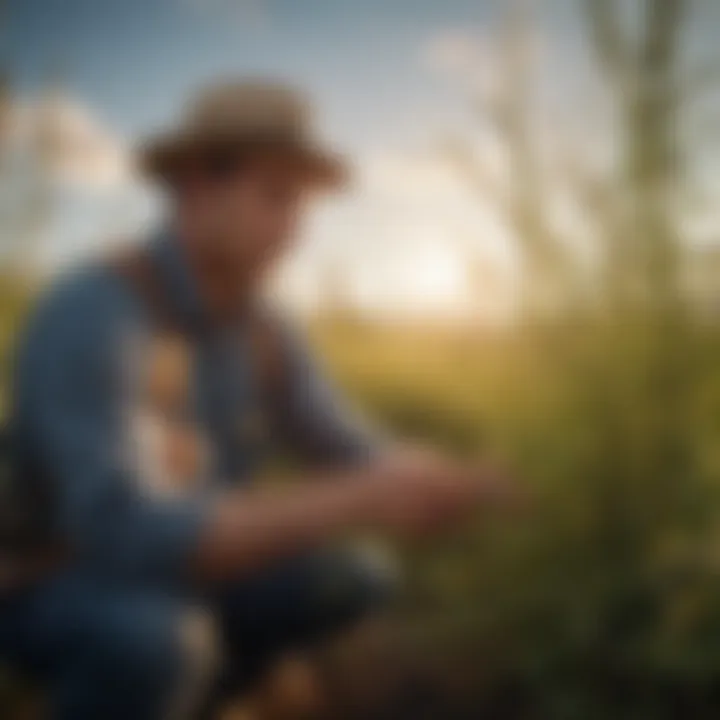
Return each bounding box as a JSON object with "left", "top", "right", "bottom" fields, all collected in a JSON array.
[
  {"left": 3, "top": 289, "right": 720, "bottom": 718},
  {"left": 312, "top": 316, "right": 720, "bottom": 719}
]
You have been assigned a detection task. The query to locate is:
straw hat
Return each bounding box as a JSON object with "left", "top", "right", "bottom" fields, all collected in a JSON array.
[{"left": 140, "top": 79, "right": 347, "bottom": 188}]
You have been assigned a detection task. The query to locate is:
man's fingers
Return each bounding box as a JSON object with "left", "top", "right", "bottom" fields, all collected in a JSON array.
[{"left": 471, "top": 463, "right": 528, "bottom": 511}]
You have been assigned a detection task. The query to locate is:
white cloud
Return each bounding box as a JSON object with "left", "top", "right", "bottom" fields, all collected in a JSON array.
[
  {"left": 421, "top": 20, "right": 544, "bottom": 105},
  {"left": 422, "top": 29, "right": 484, "bottom": 76},
  {"left": 421, "top": 28, "right": 501, "bottom": 100},
  {"left": 0, "top": 91, "right": 135, "bottom": 190},
  {"left": 0, "top": 91, "right": 149, "bottom": 272},
  {"left": 32, "top": 93, "right": 133, "bottom": 189}
]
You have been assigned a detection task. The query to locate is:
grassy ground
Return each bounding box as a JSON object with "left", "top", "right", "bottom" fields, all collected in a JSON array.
[
  {"left": 310, "top": 316, "right": 720, "bottom": 719},
  {"left": 3, "top": 304, "right": 720, "bottom": 718}
]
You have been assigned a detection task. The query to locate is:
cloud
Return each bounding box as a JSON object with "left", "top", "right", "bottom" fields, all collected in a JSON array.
[
  {"left": 0, "top": 90, "right": 151, "bottom": 272},
  {"left": 421, "top": 22, "right": 543, "bottom": 102},
  {"left": 420, "top": 28, "right": 502, "bottom": 99},
  {"left": 31, "top": 93, "right": 133, "bottom": 189},
  {"left": 0, "top": 90, "right": 134, "bottom": 190},
  {"left": 422, "top": 29, "right": 484, "bottom": 77}
]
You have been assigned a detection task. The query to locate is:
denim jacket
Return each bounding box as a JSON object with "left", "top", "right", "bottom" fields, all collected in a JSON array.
[{"left": 10, "top": 232, "right": 379, "bottom": 586}]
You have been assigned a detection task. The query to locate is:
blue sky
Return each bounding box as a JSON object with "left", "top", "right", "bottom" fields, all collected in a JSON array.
[
  {"left": 5, "top": 0, "right": 717, "bottom": 181},
  {"left": 0, "top": 0, "right": 603, "bottom": 320},
  {"left": 5, "top": 0, "right": 506, "bottom": 147},
  {"left": 5, "top": 0, "right": 718, "bottom": 319}
]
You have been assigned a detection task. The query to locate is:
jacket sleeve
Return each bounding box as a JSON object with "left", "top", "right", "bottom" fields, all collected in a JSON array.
[
  {"left": 14, "top": 269, "right": 209, "bottom": 585},
  {"left": 272, "top": 323, "right": 387, "bottom": 467}
]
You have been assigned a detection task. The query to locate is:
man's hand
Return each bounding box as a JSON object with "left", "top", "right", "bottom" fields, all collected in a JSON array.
[
  {"left": 195, "top": 447, "right": 518, "bottom": 581},
  {"left": 362, "top": 447, "right": 517, "bottom": 537}
]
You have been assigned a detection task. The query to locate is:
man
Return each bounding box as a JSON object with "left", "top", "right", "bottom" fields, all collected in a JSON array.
[{"left": 0, "top": 80, "right": 513, "bottom": 719}]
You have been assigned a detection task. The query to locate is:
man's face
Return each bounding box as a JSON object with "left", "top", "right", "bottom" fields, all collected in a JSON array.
[{"left": 175, "top": 150, "right": 307, "bottom": 286}]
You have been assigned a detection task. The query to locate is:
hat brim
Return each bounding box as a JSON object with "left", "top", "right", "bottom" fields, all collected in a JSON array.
[{"left": 139, "top": 130, "right": 349, "bottom": 190}]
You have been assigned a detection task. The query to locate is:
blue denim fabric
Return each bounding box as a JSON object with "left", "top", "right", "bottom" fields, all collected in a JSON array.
[
  {"left": 0, "top": 573, "right": 199, "bottom": 720},
  {"left": 2, "top": 230, "right": 388, "bottom": 716},
  {"left": 10, "top": 231, "right": 380, "bottom": 586},
  {"left": 0, "top": 548, "right": 396, "bottom": 719}
]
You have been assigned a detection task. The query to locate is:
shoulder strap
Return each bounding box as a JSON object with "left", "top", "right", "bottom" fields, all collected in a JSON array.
[
  {"left": 109, "top": 247, "right": 178, "bottom": 332},
  {"left": 246, "top": 310, "right": 289, "bottom": 415},
  {"left": 109, "top": 246, "right": 288, "bottom": 411}
]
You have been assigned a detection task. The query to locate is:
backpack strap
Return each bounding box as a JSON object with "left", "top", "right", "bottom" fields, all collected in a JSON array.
[
  {"left": 0, "top": 251, "right": 167, "bottom": 593},
  {"left": 110, "top": 248, "right": 179, "bottom": 333},
  {"left": 109, "top": 246, "right": 288, "bottom": 417},
  {"left": 246, "top": 309, "right": 289, "bottom": 423}
]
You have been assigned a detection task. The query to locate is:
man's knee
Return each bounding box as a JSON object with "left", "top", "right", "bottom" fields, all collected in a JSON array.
[
  {"left": 63, "top": 602, "right": 221, "bottom": 720},
  {"left": 138, "top": 607, "right": 221, "bottom": 720},
  {"left": 305, "top": 544, "right": 400, "bottom": 634},
  {"left": 339, "top": 543, "right": 399, "bottom": 608},
  {"left": 169, "top": 608, "right": 222, "bottom": 718},
  {"left": 217, "top": 545, "right": 399, "bottom": 691}
]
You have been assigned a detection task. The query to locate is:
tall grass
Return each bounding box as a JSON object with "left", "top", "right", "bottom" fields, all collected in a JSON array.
[{"left": 315, "top": 314, "right": 720, "bottom": 719}]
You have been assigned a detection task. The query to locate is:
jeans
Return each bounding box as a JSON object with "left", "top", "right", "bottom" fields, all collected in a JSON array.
[{"left": 0, "top": 547, "right": 396, "bottom": 720}]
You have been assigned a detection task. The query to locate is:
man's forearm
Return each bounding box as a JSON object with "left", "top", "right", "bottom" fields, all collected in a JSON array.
[{"left": 192, "top": 468, "right": 376, "bottom": 581}]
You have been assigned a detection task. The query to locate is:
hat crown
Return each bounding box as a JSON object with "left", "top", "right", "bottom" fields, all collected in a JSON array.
[
  {"left": 141, "top": 77, "right": 347, "bottom": 188},
  {"left": 186, "top": 80, "right": 311, "bottom": 138}
]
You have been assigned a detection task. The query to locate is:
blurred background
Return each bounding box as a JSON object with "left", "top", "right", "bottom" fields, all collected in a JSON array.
[{"left": 2, "top": 0, "right": 720, "bottom": 718}]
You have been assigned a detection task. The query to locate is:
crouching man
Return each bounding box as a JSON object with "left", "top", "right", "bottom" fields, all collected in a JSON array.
[{"left": 0, "top": 80, "right": 514, "bottom": 719}]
